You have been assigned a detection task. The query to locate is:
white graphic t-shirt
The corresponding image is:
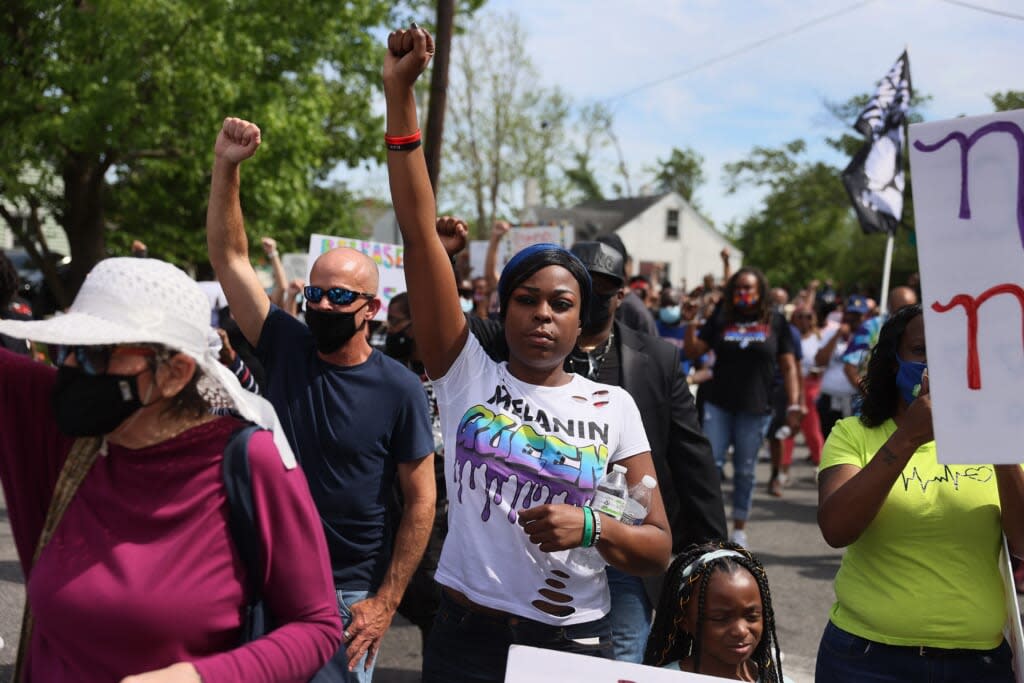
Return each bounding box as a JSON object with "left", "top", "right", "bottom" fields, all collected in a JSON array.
[{"left": 432, "top": 333, "right": 650, "bottom": 626}]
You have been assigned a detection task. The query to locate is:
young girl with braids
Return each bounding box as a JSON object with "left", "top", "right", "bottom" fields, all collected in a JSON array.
[{"left": 644, "top": 542, "right": 792, "bottom": 682}]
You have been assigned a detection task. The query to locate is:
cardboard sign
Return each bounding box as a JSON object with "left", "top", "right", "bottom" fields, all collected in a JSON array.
[
  {"left": 504, "top": 645, "right": 735, "bottom": 682},
  {"left": 909, "top": 109, "right": 1024, "bottom": 464},
  {"left": 468, "top": 225, "right": 575, "bottom": 279},
  {"left": 307, "top": 234, "right": 405, "bottom": 319}
]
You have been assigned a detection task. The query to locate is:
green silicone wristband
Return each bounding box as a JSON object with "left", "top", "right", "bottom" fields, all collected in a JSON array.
[{"left": 581, "top": 506, "right": 594, "bottom": 547}]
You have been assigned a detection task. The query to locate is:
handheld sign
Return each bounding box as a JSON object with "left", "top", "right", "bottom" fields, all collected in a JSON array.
[
  {"left": 504, "top": 645, "right": 738, "bottom": 682},
  {"left": 909, "top": 109, "right": 1024, "bottom": 464},
  {"left": 468, "top": 225, "right": 575, "bottom": 279}
]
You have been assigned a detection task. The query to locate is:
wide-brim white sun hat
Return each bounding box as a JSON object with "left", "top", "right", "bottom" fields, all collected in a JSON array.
[{"left": 0, "top": 257, "right": 296, "bottom": 468}]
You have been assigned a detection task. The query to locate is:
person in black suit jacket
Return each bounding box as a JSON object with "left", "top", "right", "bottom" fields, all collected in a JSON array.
[{"left": 439, "top": 229, "right": 726, "bottom": 663}]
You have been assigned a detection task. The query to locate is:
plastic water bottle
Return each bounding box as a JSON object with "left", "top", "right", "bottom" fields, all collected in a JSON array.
[
  {"left": 567, "top": 464, "right": 629, "bottom": 573},
  {"left": 621, "top": 475, "right": 657, "bottom": 526},
  {"left": 590, "top": 464, "right": 628, "bottom": 520}
]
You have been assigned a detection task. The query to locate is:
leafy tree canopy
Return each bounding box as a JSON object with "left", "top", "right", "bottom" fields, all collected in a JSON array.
[
  {"left": 1, "top": 0, "right": 398, "bottom": 298},
  {"left": 650, "top": 146, "right": 706, "bottom": 204},
  {"left": 991, "top": 90, "right": 1024, "bottom": 112}
]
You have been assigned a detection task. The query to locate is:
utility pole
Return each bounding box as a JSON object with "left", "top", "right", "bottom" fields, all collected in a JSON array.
[{"left": 423, "top": 0, "right": 455, "bottom": 193}]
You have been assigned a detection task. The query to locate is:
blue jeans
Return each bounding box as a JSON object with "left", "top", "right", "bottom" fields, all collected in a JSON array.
[
  {"left": 702, "top": 402, "right": 772, "bottom": 521},
  {"left": 605, "top": 566, "right": 651, "bottom": 663},
  {"left": 422, "top": 590, "right": 613, "bottom": 682},
  {"left": 310, "top": 589, "right": 374, "bottom": 683},
  {"left": 815, "top": 621, "right": 1014, "bottom": 683}
]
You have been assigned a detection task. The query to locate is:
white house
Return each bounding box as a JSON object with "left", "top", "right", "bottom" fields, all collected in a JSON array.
[
  {"left": 1, "top": 168, "right": 70, "bottom": 256},
  {"left": 528, "top": 191, "right": 741, "bottom": 291}
]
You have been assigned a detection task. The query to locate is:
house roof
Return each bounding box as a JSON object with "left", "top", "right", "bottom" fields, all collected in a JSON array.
[{"left": 530, "top": 193, "right": 671, "bottom": 240}]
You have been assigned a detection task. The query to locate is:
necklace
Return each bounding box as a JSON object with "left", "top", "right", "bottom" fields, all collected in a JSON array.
[{"left": 570, "top": 328, "right": 615, "bottom": 380}]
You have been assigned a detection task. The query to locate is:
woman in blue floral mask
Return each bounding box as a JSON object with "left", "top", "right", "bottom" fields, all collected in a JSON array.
[{"left": 815, "top": 304, "right": 1024, "bottom": 682}]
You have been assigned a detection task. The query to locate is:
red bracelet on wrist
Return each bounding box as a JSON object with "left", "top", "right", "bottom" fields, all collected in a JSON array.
[
  {"left": 385, "top": 129, "right": 422, "bottom": 151},
  {"left": 385, "top": 130, "right": 421, "bottom": 144}
]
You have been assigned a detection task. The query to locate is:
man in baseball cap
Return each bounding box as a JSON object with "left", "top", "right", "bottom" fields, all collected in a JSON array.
[{"left": 570, "top": 241, "right": 625, "bottom": 285}]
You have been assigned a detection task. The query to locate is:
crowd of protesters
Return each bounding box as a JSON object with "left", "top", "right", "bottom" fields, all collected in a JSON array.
[{"left": 0, "top": 23, "right": 1020, "bottom": 683}]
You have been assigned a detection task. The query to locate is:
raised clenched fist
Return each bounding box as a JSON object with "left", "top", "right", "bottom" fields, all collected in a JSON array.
[
  {"left": 214, "top": 117, "right": 261, "bottom": 164},
  {"left": 383, "top": 26, "right": 434, "bottom": 92},
  {"left": 436, "top": 215, "right": 469, "bottom": 258}
]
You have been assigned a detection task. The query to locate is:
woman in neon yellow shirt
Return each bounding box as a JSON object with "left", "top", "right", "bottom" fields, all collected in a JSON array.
[{"left": 815, "top": 304, "right": 1024, "bottom": 682}]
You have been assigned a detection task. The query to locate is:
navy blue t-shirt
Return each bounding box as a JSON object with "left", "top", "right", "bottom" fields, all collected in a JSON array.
[{"left": 257, "top": 306, "right": 434, "bottom": 590}]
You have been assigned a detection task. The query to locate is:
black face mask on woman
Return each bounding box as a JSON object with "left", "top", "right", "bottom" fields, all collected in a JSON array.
[
  {"left": 305, "top": 303, "right": 368, "bottom": 354},
  {"left": 51, "top": 365, "right": 146, "bottom": 436}
]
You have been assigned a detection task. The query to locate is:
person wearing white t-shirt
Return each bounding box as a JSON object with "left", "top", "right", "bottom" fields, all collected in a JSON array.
[
  {"left": 383, "top": 26, "right": 671, "bottom": 682},
  {"left": 815, "top": 296, "right": 869, "bottom": 438}
]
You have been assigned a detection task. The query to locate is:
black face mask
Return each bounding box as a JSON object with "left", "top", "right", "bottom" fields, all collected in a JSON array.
[
  {"left": 51, "top": 366, "right": 145, "bottom": 436},
  {"left": 384, "top": 330, "right": 414, "bottom": 361},
  {"left": 305, "top": 304, "right": 368, "bottom": 354},
  {"left": 582, "top": 291, "right": 616, "bottom": 334}
]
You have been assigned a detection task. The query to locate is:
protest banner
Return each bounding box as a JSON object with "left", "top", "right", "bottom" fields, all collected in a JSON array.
[
  {"left": 307, "top": 234, "right": 405, "bottom": 319},
  {"left": 909, "top": 109, "right": 1024, "bottom": 464},
  {"left": 468, "top": 225, "right": 575, "bottom": 279},
  {"left": 504, "top": 645, "right": 734, "bottom": 682},
  {"left": 282, "top": 252, "right": 309, "bottom": 284}
]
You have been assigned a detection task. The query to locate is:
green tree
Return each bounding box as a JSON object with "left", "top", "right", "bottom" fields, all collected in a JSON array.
[
  {"left": 724, "top": 138, "right": 919, "bottom": 293},
  {"left": 650, "top": 146, "right": 706, "bottom": 204},
  {"left": 562, "top": 103, "right": 617, "bottom": 203},
  {"left": 991, "top": 90, "right": 1024, "bottom": 112},
  {"left": 723, "top": 91, "right": 939, "bottom": 293},
  {"left": 0, "top": 0, "right": 391, "bottom": 303},
  {"left": 441, "top": 11, "right": 570, "bottom": 236}
]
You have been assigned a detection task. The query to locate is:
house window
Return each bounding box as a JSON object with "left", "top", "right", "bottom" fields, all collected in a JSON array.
[{"left": 666, "top": 209, "right": 679, "bottom": 238}]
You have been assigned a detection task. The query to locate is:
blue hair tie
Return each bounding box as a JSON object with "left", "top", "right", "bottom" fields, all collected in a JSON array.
[{"left": 496, "top": 242, "right": 591, "bottom": 301}]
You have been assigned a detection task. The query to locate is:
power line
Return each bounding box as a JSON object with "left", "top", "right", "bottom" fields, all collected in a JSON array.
[
  {"left": 602, "top": 0, "right": 876, "bottom": 104},
  {"left": 937, "top": 0, "right": 1024, "bottom": 22}
]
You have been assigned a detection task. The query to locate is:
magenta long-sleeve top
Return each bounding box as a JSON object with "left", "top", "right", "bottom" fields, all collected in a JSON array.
[{"left": 0, "top": 348, "right": 341, "bottom": 681}]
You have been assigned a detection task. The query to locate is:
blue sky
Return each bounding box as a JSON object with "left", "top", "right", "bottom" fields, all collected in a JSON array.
[{"left": 347, "top": 0, "right": 1023, "bottom": 230}]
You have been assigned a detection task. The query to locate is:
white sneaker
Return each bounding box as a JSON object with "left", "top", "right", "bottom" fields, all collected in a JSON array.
[{"left": 730, "top": 529, "right": 748, "bottom": 548}]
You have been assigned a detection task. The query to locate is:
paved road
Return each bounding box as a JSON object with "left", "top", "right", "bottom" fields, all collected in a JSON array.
[{"left": 0, "top": 443, "right": 837, "bottom": 682}]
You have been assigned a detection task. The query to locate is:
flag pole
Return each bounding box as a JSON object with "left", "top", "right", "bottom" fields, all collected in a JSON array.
[
  {"left": 880, "top": 48, "right": 910, "bottom": 318},
  {"left": 879, "top": 233, "right": 894, "bottom": 316}
]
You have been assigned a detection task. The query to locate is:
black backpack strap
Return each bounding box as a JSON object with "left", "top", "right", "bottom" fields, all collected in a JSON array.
[{"left": 223, "top": 424, "right": 264, "bottom": 601}]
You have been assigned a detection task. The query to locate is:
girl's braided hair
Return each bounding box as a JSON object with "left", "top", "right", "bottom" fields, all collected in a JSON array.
[{"left": 643, "top": 541, "right": 784, "bottom": 682}]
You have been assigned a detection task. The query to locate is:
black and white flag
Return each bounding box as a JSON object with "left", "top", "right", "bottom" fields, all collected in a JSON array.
[{"left": 841, "top": 51, "right": 912, "bottom": 235}]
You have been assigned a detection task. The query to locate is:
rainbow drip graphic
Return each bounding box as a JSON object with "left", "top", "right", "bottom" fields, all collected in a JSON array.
[{"left": 454, "top": 404, "right": 609, "bottom": 524}]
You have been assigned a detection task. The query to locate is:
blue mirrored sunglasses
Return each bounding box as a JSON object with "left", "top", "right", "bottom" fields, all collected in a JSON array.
[
  {"left": 49, "top": 344, "right": 156, "bottom": 376},
  {"left": 303, "top": 286, "right": 375, "bottom": 306}
]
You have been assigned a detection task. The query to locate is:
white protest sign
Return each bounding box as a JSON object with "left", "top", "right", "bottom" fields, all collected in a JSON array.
[
  {"left": 909, "top": 109, "right": 1024, "bottom": 464},
  {"left": 307, "top": 234, "right": 405, "bottom": 320},
  {"left": 282, "top": 252, "right": 309, "bottom": 285},
  {"left": 504, "top": 645, "right": 734, "bottom": 682},
  {"left": 468, "top": 225, "right": 575, "bottom": 279}
]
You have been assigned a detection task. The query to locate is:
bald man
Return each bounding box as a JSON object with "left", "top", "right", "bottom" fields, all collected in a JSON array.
[
  {"left": 207, "top": 117, "right": 435, "bottom": 683},
  {"left": 842, "top": 285, "right": 920, "bottom": 391}
]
